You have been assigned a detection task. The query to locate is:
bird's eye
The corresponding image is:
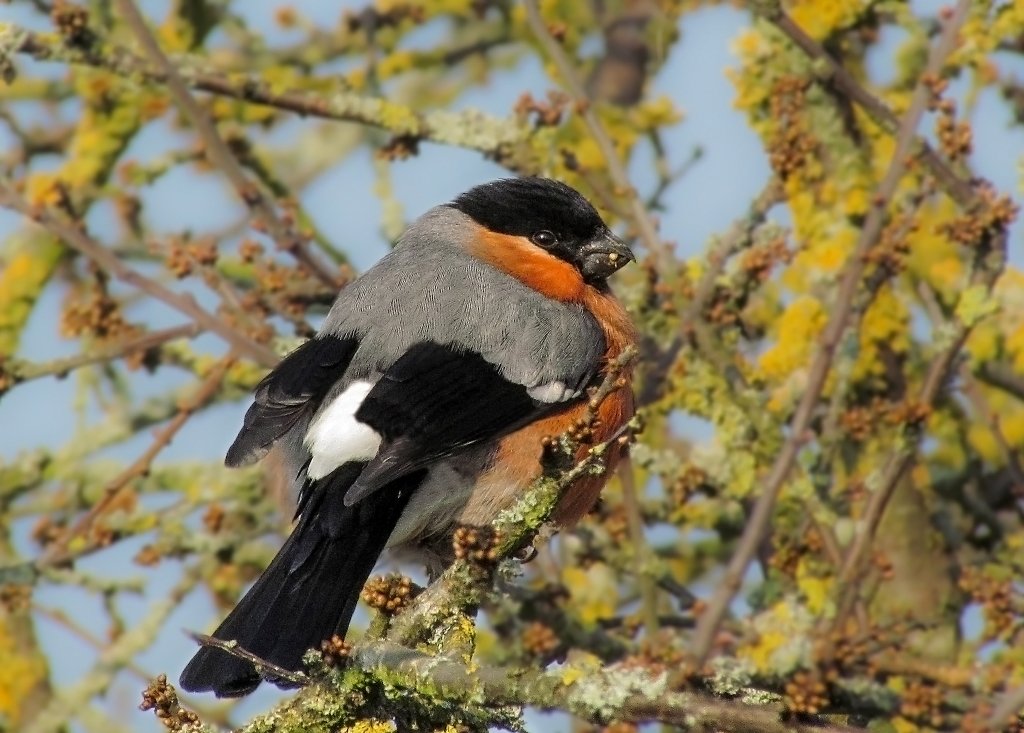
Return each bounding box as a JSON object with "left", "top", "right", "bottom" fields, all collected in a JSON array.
[{"left": 531, "top": 230, "right": 557, "bottom": 248}]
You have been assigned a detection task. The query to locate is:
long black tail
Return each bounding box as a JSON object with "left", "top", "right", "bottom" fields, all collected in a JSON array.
[{"left": 179, "top": 464, "right": 418, "bottom": 697}]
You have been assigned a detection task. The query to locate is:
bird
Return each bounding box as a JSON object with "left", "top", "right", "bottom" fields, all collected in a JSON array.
[{"left": 179, "top": 176, "right": 637, "bottom": 697}]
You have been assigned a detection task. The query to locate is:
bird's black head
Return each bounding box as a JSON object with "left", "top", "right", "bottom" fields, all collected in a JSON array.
[{"left": 450, "top": 177, "right": 634, "bottom": 283}]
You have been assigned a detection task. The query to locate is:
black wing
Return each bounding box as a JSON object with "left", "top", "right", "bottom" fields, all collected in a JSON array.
[
  {"left": 179, "top": 462, "right": 420, "bottom": 696},
  {"left": 225, "top": 334, "right": 357, "bottom": 467},
  {"left": 344, "top": 341, "right": 554, "bottom": 506}
]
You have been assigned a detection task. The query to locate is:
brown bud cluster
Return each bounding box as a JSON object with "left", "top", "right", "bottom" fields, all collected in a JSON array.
[
  {"left": 871, "top": 550, "right": 895, "bottom": 581},
  {"left": 255, "top": 261, "right": 291, "bottom": 293},
  {"left": 514, "top": 91, "right": 571, "bottom": 127},
  {"left": 923, "top": 72, "right": 972, "bottom": 162},
  {"left": 670, "top": 464, "right": 710, "bottom": 506},
  {"left": 521, "top": 621, "right": 560, "bottom": 659},
  {"left": 0, "top": 583, "right": 31, "bottom": 613},
  {"left": 134, "top": 544, "right": 162, "bottom": 567},
  {"left": 770, "top": 527, "right": 823, "bottom": 577},
  {"left": 361, "top": 573, "right": 418, "bottom": 614},
  {"left": 740, "top": 236, "right": 791, "bottom": 284},
  {"left": 164, "top": 238, "right": 219, "bottom": 279},
  {"left": 378, "top": 134, "right": 421, "bottom": 161},
  {"left": 273, "top": 6, "right": 298, "bottom": 27},
  {"left": 936, "top": 99, "right": 972, "bottom": 161},
  {"left": 840, "top": 398, "right": 929, "bottom": 442},
  {"left": 319, "top": 634, "right": 352, "bottom": 667},
  {"left": 783, "top": 670, "right": 829, "bottom": 716},
  {"left": 825, "top": 629, "right": 871, "bottom": 677},
  {"left": 703, "top": 286, "right": 740, "bottom": 327},
  {"left": 343, "top": 4, "right": 425, "bottom": 33},
  {"left": 940, "top": 184, "right": 1019, "bottom": 248},
  {"left": 139, "top": 674, "right": 200, "bottom": 730},
  {"left": 52, "top": 1, "right": 94, "bottom": 48},
  {"left": 61, "top": 289, "right": 138, "bottom": 343},
  {"left": 239, "top": 239, "right": 265, "bottom": 263},
  {"left": 839, "top": 403, "right": 877, "bottom": 442},
  {"left": 900, "top": 680, "right": 946, "bottom": 729},
  {"left": 31, "top": 515, "right": 66, "bottom": 549},
  {"left": 767, "top": 77, "right": 816, "bottom": 180},
  {"left": 202, "top": 503, "right": 226, "bottom": 534},
  {"left": 866, "top": 217, "right": 914, "bottom": 273},
  {"left": 960, "top": 567, "right": 1016, "bottom": 638},
  {"left": 452, "top": 524, "right": 503, "bottom": 566},
  {"left": 885, "top": 399, "right": 931, "bottom": 429}
]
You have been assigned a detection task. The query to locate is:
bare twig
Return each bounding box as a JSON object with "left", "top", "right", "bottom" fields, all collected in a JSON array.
[
  {"left": 40, "top": 353, "right": 237, "bottom": 568},
  {"left": 0, "top": 181, "right": 279, "bottom": 367},
  {"left": 987, "top": 684, "right": 1024, "bottom": 732},
  {"left": 113, "top": 0, "right": 342, "bottom": 291},
  {"left": 914, "top": 283, "right": 1024, "bottom": 491},
  {"left": 619, "top": 459, "right": 660, "bottom": 635},
  {"left": 687, "top": 0, "right": 973, "bottom": 665},
  {"left": 523, "top": 0, "right": 668, "bottom": 268},
  {"left": 977, "top": 361, "right": 1024, "bottom": 402},
  {"left": 186, "top": 632, "right": 308, "bottom": 687},
  {"left": 4, "top": 323, "right": 200, "bottom": 383}
]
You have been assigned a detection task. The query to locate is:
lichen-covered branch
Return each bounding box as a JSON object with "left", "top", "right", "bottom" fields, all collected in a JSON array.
[
  {"left": 0, "top": 23, "right": 530, "bottom": 163},
  {"left": 689, "top": 0, "right": 977, "bottom": 665}
]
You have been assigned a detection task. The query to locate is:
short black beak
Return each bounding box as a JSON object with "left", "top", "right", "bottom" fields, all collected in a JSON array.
[{"left": 580, "top": 230, "right": 635, "bottom": 281}]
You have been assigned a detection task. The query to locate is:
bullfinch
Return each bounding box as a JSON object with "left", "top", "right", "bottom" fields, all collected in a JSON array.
[{"left": 180, "top": 176, "right": 637, "bottom": 696}]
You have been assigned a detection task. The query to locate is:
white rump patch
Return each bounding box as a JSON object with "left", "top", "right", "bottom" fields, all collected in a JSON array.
[
  {"left": 304, "top": 381, "right": 382, "bottom": 480},
  {"left": 527, "top": 380, "right": 578, "bottom": 403}
]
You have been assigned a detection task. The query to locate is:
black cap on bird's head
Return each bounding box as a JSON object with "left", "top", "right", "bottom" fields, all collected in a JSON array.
[{"left": 449, "top": 177, "right": 635, "bottom": 284}]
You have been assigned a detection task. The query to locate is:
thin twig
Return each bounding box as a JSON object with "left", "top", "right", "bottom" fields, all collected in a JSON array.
[
  {"left": 0, "top": 181, "right": 279, "bottom": 367},
  {"left": 826, "top": 242, "right": 1007, "bottom": 637},
  {"left": 186, "top": 632, "right": 308, "bottom": 687},
  {"left": 113, "top": 0, "right": 342, "bottom": 291},
  {"left": 915, "top": 282, "right": 1024, "bottom": 491},
  {"left": 523, "top": 0, "right": 668, "bottom": 268},
  {"left": 40, "top": 353, "right": 237, "bottom": 568},
  {"left": 977, "top": 361, "right": 1024, "bottom": 402},
  {"left": 619, "top": 459, "right": 660, "bottom": 635},
  {"left": 4, "top": 323, "right": 200, "bottom": 383},
  {"left": 987, "top": 684, "right": 1024, "bottom": 732},
  {"left": 687, "top": 0, "right": 973, "bottom": 666}
]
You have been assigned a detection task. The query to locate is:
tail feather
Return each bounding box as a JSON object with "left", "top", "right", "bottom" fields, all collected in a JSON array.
[{"left": 179, "top": 464, "right": 418, "bottom": 697}]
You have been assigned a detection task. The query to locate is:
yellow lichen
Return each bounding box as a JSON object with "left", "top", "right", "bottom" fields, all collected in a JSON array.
[{"left": 758, "top": 296, "right": 827, "bottom": 380}]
